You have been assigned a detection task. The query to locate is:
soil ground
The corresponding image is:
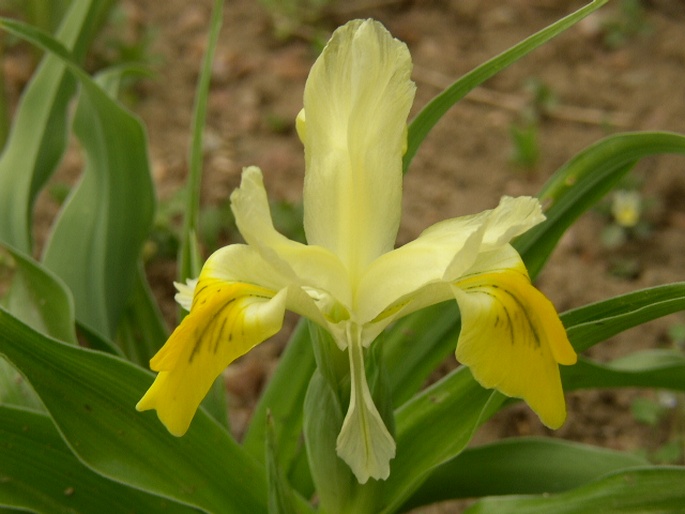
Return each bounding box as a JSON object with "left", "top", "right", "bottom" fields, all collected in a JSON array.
[{"left": 3, "top": 0, "right": 685, "bottom": 512}]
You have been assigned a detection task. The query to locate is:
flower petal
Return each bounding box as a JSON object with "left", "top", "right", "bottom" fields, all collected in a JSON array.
[
  {"left": 173, "top": 278, "right": 197, "bottom": 311},
  {"left": 136, "top": 278, "right": 287, "bottom": 436},
  {"left": 452, "top": 248, "right": 576, "bottom": 429},
  {"left": 336, "top": 326, "right": 395, "bottom": 483},
  {"left": 231, "top": 166, "right": 352, "bottom": 308},
  {"left": 356, "top": 196, "right": 544, "bottom": 325},
  {"left": 300, "top": 19, "right": 415, "bottom": 279}
]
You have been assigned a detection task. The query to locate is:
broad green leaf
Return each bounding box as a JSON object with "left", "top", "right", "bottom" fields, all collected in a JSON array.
[
  {"left": 0, "top": 19, "right": 158, "bottom": 339},
  {"left": 0, "top": 405, "right": 194, "bottom": 513},
  {"left": 0, "top": 243, "right": 76, "bottom": 411},
  {"left": 265, "top": 413, "right": 311, "bottom": 514},
  {"left": 401, "top": 438, "right": 648, "bottom": 511},
  {"left": 243, "top": 320, "right": 315, "bottom": 476},
  {"left": 563, "top": 282, "right": 685, "bottom": 353},
  {"left": 380, "top": 368, "right": 504, "bottom": 513},
  {"left": 403, "top": 0, "right": 609, "bottom": 171},
  {"left": 564, "top": 350, "right": 685, "bottom": 392},
  {"left": 0, "top": 308, "right": 267, "bottom": 514},
  {"left": 116, "top": 264, "right": 169, "bottom": 366},
  {"left": 515, "top": 132, "right": 685, "bottom": 276},
  {"left": 382, "top": 302, "right": 460, "bottom": 405},
  {"left": 302, "top": 370, "right": 355, "bottom": 514},
  {"left": 464, "top": 467, "right": 685, "bottom": 514},
  {"left": 1, "top": 244, "right": 76, "bottom": 344},
  {"left": 0, "top": 0, "right": 112, "bottom": 252}
]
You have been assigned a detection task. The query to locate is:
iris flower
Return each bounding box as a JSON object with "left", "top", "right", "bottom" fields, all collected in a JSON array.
[{"left": 137, "top": 19, "right": 576, "bottom": 484}]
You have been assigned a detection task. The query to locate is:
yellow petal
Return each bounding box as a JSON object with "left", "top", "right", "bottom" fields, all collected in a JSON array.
[
  {"left": 453, "top": 258, "right": 576, "bottom": 429},
  {"left": 301, "top": 19, "right": 415, "bottom": 279},
  {"left": 136, "top": 278, "right": 287, "bottom": 436}
]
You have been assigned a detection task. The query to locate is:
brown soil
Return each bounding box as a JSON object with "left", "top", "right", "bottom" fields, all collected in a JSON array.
[{"left": 4, "top": 0, "right": 685, "bottom": 511}]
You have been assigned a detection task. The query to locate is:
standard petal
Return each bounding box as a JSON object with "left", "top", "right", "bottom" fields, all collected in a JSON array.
[
  {"left": 452, "top": 249, "right": 576, "bottom": 429},
  {"left": 136, "top": 278, "right": 287, "bottom": 436},
  {"left": 231, "top": 166, "right": 352, "bottom": 307},
  {"left": 336, "top": 327, "right": 395, "bottom": 483},
  {"left": 301, "top": 19, "right": 415, "bottom": 279},
  {"left": 356, "top": 196, "right": 543, "bottom": 325}
]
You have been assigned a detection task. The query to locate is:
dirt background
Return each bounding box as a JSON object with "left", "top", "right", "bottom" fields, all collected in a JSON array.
[{"left": 4, "top": 0, "right": 685, "bottom": 511}]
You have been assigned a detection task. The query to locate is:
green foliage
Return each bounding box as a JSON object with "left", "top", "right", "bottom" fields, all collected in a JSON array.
[{"left": 0, "top": 1, "right": 684, "bottom": 513}]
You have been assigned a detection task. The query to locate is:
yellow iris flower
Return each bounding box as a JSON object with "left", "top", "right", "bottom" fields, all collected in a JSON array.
[{"left": 137, "top": 19, "right": 576, "bottom": 484}]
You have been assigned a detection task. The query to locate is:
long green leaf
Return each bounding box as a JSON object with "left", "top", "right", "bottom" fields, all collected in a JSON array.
[
  {"left": 0, "top": 19, "right": 157, "bottom": 339},
  {"left": 515, "top": 132, "right": 685, "bottom": 276},
  {"left": 0, "top": 0, "right": 111, "bottom": 252},
  {"left": 243, "top": 321, "right": 315, "bottom": 469},
  {"left": 0, "top": 308, "right": 267, "bottom": 513},
  {"left": 0, "top": 244, "right": 76, "bottom": 411},
  {"left": 116, "top": 264, "right": 169, "bottom": 366},
  {"left": 403, "top": 0, "right": 608, "bottom": 171},
  {"left": 564, "top": 350, "right": 685, "bottom": 392},
  {"left": 1, "top": 244, "right": 76, "bottom": 344},
  {"left": 0, "top": 405, "right": 194, "bottom": 513},
  {"left": 464, "top": 467, "right": 685, "bottom": 514},
  {"left": 563, "top": 282, "right": 685, "bottom": 353},
  {"left": 179, "top": 0, "right": 224, "bottom": 284},
  {"left": 380, "top": 368, "right": 504, "bottom": 513},
  {"left": 402, "top": 438, "right": 648, "bottom": 511}
]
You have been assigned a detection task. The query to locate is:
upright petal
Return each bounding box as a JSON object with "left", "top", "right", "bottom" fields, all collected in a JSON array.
[
  {"left": 452, "top": 247, "right": 577, "bottom": 428},
  {"left": 300, "top": 19, "right": 415, "bottom": 279}
]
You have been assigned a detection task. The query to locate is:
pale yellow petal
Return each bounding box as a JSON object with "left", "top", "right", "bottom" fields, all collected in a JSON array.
[
  {"left": 301, "top": 19, "right": 415, "bottom": 279},
  {"left": 453, "top": 253, "right": 576, "bottom": 429},
  {"left": 173, "top": 278, "right": 197, "bottom": 311},
  {"left": 231, "top": 166, "right": 352, "bottom": 307},
  {"left": 137, "top": 279, "right": 287, "bottom": 436},
  {"left": 356, "top": 196, "right": 543, "bottom": 325},
  {"left": 336, "top": 326, "right": 395, "bottom": 483}
]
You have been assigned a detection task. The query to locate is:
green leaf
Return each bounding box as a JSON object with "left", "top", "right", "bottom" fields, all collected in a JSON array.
[
  {"left": 0, "top": 19, "right": 158, "bottom": 339},
  {"left": 302, "top": 370, "right": 354, "bottom": 514},
  {"left": 515, "top": 132, "right": 685, "bottom": 277},
  {"left": 382, "top": 302, "right": 460, "bottom": 406},
  {"left": 265, "top": 412, "right": 310, "bottom": 514},
  {"left": 564, "top": 350, "right": 685, "bottom": 392},
  {"left": 116, "top": 264, "right": 169, "bottom": 366},
  {"left": 0, "top": 405, "right": 194, "bottom": 513},
  {"left": 179, "top": 0, "right": 224, "bottom": 284},
  {"left": 403, "top": 0, "right": 609, "bottom": 171},
  {"left": 243, "top": 320, "right": 315, "bottom": 487},
  {"left": 402, "top": 438, "right": 648, "bottom": 511},
  {"left": 380, "top": 368, "right": 504, "bottom": 513},
  {"left": 0, "top": 244, "right": 76, "bottom": 411},
  {"left": 0, "top": 308, "right": 267, "bottom": 514},
  {"left": 0, "top": 0, "right": 111, "bottom": 252},
  {"left": 1, "top": 244, "right": 76, "bottom": 344},
  {"left": 464, "top": 467, "right": 685, "bottom": 514},
  {"left": 562, "top": 282, "right": 685, "bottom": 353}
]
